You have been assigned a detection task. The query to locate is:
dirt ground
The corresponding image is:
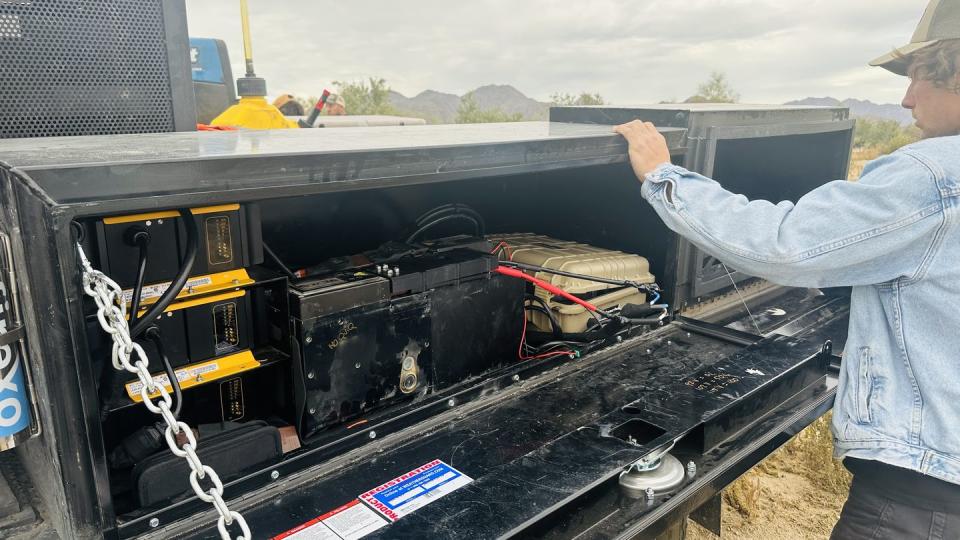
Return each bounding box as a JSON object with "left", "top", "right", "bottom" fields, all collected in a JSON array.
[{"left": 685, "top": 415, "right": 851, "bottom": 540}]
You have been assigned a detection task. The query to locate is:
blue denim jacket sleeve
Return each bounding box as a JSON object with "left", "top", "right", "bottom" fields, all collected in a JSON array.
[{"left": 640, "top": 152, "right": 945, "bottom": 288}]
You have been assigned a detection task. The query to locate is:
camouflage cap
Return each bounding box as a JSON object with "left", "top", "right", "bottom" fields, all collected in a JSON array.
[{"left": 870, "top": 0, "right": 960, "bottom": 76}]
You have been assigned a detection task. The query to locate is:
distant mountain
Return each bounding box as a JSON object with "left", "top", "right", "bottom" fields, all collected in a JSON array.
[
  {"left": 389, "top": 89, "right": 460, "bottom": 124},
  {"left": 390, "top": 84, "right": 548, "bottom": 123},
  {"left": 785, "top": 97, "right": 913, "bottom": 125}
]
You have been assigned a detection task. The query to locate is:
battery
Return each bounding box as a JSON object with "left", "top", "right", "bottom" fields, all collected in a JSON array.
[
  {"left": 91, "top": 204, "right": 262, "bottom": 300},
  {"left": 490, "top": 234, "right": 656, "bottom": 333}
]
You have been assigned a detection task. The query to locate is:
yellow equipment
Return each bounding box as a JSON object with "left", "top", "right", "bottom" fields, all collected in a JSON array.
[{"left": 210, "top": 0, "right": 298, "bottom": 130}]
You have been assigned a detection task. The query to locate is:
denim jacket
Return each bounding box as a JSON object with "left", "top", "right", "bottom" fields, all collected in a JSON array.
[{"left": 641, "top": 135, "right": 960, "bottom": 485}]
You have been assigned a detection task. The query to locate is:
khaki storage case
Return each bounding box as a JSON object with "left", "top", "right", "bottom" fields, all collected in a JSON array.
[{"left": 490, "top": 234, "right": 656, "bottom": 333}]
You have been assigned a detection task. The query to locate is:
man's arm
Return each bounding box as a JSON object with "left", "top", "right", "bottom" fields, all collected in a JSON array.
[{"left": 615, "top": 121, "right": 946, "bottom": 288}]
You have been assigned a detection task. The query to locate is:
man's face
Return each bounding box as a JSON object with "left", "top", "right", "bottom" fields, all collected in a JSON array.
[{"left": 901, "top": 72, "right": 960, "bottom": 138}]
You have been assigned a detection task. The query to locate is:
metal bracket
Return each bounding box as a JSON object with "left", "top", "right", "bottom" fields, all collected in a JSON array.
[{"left": 690, "top": 493, "right": 722, "bottom": 536}]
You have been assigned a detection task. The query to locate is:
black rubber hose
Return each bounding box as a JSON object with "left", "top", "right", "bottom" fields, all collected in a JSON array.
[
  {"left": 131, "top": 209, "right": 198, "bottom": 339},
  {"left": 128, "top": 235, "right": 150, "bottom": 327},
  {"left": 263, "top": 241, "right": 297, "bottom": 280},
  {"left": 145, "top": 326, "right": 182, "bottom": 418}
]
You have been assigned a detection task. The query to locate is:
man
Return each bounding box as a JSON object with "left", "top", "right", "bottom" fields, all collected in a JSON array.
[
  {"left": 272, "top": 94, "right": 305, "bottom": 117},
  {"left": 615, "top": 1, "right": 960, "bottom": 538},
  {"left": 326, "top": 93, "right": 347, "bottom": 116}
]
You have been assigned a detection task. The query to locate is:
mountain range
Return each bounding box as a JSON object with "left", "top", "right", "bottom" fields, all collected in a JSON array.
[
  {"left": 388, "top": 85, "right": 912, "bottom": 126},
  {"left": 389, "top": 84, "right": 548, "bottom": 123}
]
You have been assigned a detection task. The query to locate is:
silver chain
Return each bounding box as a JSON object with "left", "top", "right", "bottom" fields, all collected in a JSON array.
[{"left": 77, "top": 244, "right": 251, "bottom": 540}]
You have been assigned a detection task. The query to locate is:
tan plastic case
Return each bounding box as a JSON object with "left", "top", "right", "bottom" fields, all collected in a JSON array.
[{"left": 490, "top": 234, "right": 655, "bottom": 333}]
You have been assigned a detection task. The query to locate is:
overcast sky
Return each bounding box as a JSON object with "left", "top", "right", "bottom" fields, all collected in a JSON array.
[{"left": 185, "top": 0, "right": 926, "bottom": 105}]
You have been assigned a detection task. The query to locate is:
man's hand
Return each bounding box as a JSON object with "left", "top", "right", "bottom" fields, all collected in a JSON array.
[{"left": 613, "top": 120, "right": 671, "bottom": 182}]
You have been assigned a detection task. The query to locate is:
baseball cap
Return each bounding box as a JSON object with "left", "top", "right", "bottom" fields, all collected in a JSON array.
[{"left": 870, "top": 0, "right": 960, "bottom": 76}]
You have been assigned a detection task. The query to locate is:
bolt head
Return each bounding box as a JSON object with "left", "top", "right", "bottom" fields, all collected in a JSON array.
[
  {"left": 511, "top": 374, "right": 520, "bottom": 382},
  {"left": 149, "top": 517, "right": 160, "bottom": 528},
  {"left": 270, "top": 470, "right": 280, "bottom": 480},
  {"left": 157, "top": 219, "right": 164, "bottom": 224},
  {"left": 369, "top": 431, "right": 377, "bottom": 439},
  {"left": 307, "top": 371, "right": 315, "bottom": 379},
  {"left": 309, "top": 407, "right": 316, "bottom": 415},
  {"left": 645, "top": 487, "right": 655, "bottom": 499},
  {"left": 447, "top": 399, "right": 456, "bottom": 407},
  {"left": 145, "top": 220, "right": 152, "bottom": 227},
  {"left": 355, "top": 362, "right": 362, "bottom": 369},
  {"left": 616, "top": 335, "right": 623, "bottom": 342},
  {"left": 305, "top": 336, "right": 313, "bottom": 344}
]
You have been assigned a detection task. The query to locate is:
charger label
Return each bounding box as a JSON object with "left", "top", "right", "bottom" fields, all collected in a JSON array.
[{"left": 359, "top": 460, "right": 472, "bottom": 522}]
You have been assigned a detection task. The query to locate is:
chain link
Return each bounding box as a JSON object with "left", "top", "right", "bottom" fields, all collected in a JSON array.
[{"left": 77, "top": 245, "right": 250, "bottom": 540}]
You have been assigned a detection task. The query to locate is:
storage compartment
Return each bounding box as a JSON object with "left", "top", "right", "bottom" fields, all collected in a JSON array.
[{"left": 0, "top": 114, "right": 853, "bottom": 539}]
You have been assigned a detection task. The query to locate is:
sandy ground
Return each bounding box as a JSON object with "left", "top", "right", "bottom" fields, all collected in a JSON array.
[{"left": 685, "top": 416, "right": 850, "bottom": 540}]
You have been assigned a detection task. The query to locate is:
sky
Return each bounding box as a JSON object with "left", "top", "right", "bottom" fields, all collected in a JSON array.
[{"left": 185, "top": 0, "right": 927, "bottom": 105}]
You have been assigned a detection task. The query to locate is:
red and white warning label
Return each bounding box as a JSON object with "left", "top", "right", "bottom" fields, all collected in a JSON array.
[
  {"left": 359, "top": 460, "right": 473, "bottom": 522},
  {"left": 273, "top": 499, "right": 387, "bottom": 540}
]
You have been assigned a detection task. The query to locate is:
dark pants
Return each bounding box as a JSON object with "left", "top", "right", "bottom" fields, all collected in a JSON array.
[{"left": 831, "top": 473, "right": 960, "bottom": 540}]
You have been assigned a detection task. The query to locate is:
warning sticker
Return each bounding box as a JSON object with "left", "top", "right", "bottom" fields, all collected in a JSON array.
[
  {"left": 121, "top": 275, "right": 214, "bottom": 304},
  {"left": 359, "top": 460, "right": 473, "bottom": 522},
  {"left": 274, "top": 499, "right": 388, "bottom": 540}
]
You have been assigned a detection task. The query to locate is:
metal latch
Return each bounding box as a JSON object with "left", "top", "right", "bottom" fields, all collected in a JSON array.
[{"left": 0, "top": 232, "right": 40, "bottom": 451}]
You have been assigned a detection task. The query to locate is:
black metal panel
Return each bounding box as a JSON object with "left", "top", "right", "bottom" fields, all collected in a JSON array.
[{"left": 0, "top": 0, "right": 195, "bottom": 139}]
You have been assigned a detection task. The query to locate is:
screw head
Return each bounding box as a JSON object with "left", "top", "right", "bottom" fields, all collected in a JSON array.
[
  {"left": 157, "top": 219, "right": 164, "bottom": 224},
  {"left": 305, "top": 336, "right": 313, "bottom": 344},
  {"left": 355, "top": 362, "right": 362, "bottom": 369},
  {"left": 447, "top": 399, "right": 456, "bottom": 407},
  {"left": 616, "top": 335, "right": 623, "bottom": 343},
  {"left": 145, "top": 220, "right": 152, "bottom": 227},
  {"left": 149, "top": 517, "right": 160, "bottom": 528},
  {"left": 512, "top": 374, "right": 520, "bottom": 382},
  {"left": 309, "top": 407, "right": 316, "bottom": 415},
  {"left": 307, "top": 371, "right": 315, "bottom": 379},
  {"left": 645, "top": 487, "right": 655, "bottom": 500},
  {"left": 369, "top": 431, "right": 377, "bottom": 439},
  {"left": 270, "top": 470, "right": 280, "bottom": 480}
]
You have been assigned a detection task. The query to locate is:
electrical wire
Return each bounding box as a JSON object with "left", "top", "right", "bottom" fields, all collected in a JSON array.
[
  {"left": 263, "top": 241, "right": 298, "bottom": 280},
  {"left": 128, "top": 235, "right": 150, "bottom": 328},
  {"left": 145, "top": 326, "right": 182, "bottom": 419},
  {"left": 406, "top": 214, "right": 481, "bottom": 244},
  {"left": 524, "top": 294, "right": 562, "bottom": 337},
  {"left": 415, "top": 203, "right": 486, "bottom": 233},
  {"left": 496, "top": 266, "right": 603, "bottom": 314},
  {"left": 499, "top": 259, "right": 658, "bottom": 292},
  {"left": 131, "top": 209, "right": 198, "bottom": 339}
]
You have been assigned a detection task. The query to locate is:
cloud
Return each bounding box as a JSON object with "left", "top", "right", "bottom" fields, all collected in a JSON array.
[{"left": 186, "top": 0, "right": 926, "bottom": 105}]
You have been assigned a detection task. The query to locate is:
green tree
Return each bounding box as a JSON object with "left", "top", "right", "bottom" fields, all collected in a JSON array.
[
  {"left": 686, "top": 72, "right": 740, "bottom": 103},
  {"left": 550, "top": 92, "right": 606, "bottom": 106},
  {"left": 331, "top": 77, "right": 398, "bottom": 115},
  {"left": 455, "top": 92, "right": 525, "bottom": 124},
  {"left": 853, "top": 117, "right": 920, "bottom": 153}
]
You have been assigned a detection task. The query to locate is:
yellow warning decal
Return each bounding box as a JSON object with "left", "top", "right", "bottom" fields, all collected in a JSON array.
[
  {"left": 102, "top": 204, "right": 241, "bottom": 225},
  {"left": 125, "top": 350, "right": 259, "bottom": 402}
]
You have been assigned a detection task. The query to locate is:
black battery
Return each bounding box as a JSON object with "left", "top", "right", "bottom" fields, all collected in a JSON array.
[
  {"left": 92, "top": 204, "right": 262, "bottom": 290},
  {"left": 122, "top": 291, "right": 253, "bottom": 370},
  {"left": 289, "top": 246, "right": 524, "bottom": 439},
  {"left": 295, "top": 294, "right": 431, "bottom": 438}
]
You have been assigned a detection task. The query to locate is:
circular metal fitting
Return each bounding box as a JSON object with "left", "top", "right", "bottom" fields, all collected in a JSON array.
[{"left": 619, "top": 453, "right": 685, "bottom": 498}]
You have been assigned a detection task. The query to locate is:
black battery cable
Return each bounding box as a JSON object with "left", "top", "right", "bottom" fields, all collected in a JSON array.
[
  {"left": 130, "top": 209, "right": 198, "bottom": 339},
  {"left": 144, "top": 325, "right": 182, "bottom": 419}
]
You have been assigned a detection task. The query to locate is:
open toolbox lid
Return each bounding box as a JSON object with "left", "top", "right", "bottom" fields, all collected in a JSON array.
[{"left": 152, "top": 289, "right": 850, "bottom": 540}]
